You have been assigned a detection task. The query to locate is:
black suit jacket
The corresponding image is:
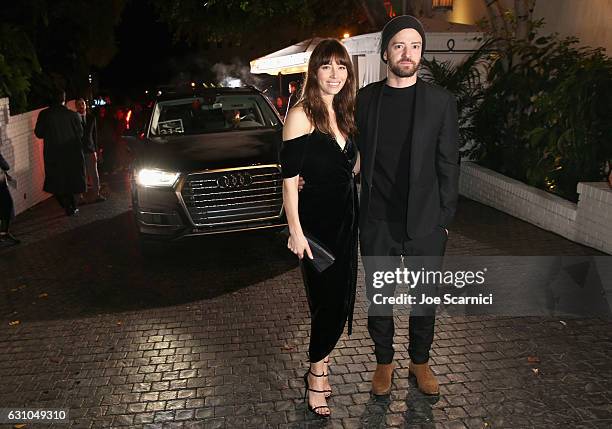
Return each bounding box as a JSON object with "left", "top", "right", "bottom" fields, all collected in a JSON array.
[
  {"left": 80, "top": 112, "right": 97, "bottom": 153},
  {"left": 34, "top": 104, "right": 86, "bottom": 194},
  {"left": 355, "top": 78, "right": 460, "bottom": 239}
]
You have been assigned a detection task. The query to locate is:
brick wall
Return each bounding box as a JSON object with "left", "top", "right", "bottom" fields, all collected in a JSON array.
[
  {"left": 0, "top": 98, "right": 77, "bottom": 216},
  {"left": 460, "top": 161, "right": 612, "bottom": 254}
]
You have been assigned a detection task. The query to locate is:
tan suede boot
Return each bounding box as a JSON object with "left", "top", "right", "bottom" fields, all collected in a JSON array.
[
  {"left": 409, "top": 362, "right": 439, "bottom": 395},
  {"left": 371, "top": 363, "right": 395, "bottom": 396}
]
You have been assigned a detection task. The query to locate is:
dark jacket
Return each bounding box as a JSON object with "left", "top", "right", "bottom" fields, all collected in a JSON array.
[
  {"left": 0, "top": 152, "right": 9, "bottom": 172},
  {"left": 355, "top": 78, "right": 460, "bottom": 239},
  {"left": 80, "top": 112, "right": 98, "bottom": 153},
  {"left": 0, "top": 151, "right": 9, "bottom": 186},
  {"left": 0, "top": 152, "right": 14, "bottom": 220},
  {"left": 34, "top": 104, "right": 86, "bottom": 194}
]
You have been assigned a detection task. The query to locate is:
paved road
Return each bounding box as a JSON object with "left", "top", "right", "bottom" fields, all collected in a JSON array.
[{"left": 1, "top": 175, "right": 610, "bottom": 428}]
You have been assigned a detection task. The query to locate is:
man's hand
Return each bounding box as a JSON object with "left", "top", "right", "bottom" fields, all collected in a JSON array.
[{"left": 298, "top": 176, "right": 305, "bottom": 192}]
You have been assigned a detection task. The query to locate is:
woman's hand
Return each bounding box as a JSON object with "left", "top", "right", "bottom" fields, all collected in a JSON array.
[{"left": 287, "top": 232, "right": 313, "bottom": 260}]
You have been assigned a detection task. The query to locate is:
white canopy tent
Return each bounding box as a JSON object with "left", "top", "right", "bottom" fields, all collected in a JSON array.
[
  {"left": 249, "top": 38, "right": 323, "bottom": 76},
  {"left": 250, "top": 18, "right": 483, "bottom": 88}
]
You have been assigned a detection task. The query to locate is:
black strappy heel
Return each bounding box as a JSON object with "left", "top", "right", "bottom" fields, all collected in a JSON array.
[
  {"left": 303, "top": 370, "right": 331, "bottom": 418},
  {"left": 323, "top": 358, "right": 332, "bottom": 398}
]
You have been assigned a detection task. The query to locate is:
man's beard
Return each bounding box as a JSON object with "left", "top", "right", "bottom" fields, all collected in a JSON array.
[{"left": 389, "top": 58, "right": 420, "bottom": 78}]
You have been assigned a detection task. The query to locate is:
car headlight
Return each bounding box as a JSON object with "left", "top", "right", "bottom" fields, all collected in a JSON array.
[{"left": 136, "top": 169, "right": 180, "bottom": 187}]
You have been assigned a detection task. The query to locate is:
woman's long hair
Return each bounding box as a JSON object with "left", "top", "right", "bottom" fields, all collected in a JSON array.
[{"left": 298, "top": 39, "right": 357, "bottom": 138}]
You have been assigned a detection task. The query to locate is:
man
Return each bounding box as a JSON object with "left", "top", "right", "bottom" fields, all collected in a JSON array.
[
  {"left": 284, "top": 81, "right": 299, "bottom": 121},
  {"left": 75, "top": 98, "right": 105, "bottom": 202},
  {"left": 356, "top": 15, "right": 459, "bottom": 396},
  {"left": 35, "top": 88, "right": 86, "bottom": 216},
  {"left": 96, "top": 106, "right": 115, "bottom": 174}
]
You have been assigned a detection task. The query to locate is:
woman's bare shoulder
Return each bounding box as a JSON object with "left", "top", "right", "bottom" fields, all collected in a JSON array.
[{"left": 283, "top": 106, "right": 312, "bottom": 140}]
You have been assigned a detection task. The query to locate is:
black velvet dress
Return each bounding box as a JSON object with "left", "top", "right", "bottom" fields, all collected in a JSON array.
[{"left": 280, "top": 129, "right": 359, "bottom": 363}]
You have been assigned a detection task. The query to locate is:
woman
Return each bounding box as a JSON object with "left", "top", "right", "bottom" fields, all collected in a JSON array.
[{"left": 280, "top": 39, "right": 359, "bottom": 418}]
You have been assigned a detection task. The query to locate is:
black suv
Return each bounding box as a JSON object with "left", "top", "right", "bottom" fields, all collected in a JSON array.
[{"left": 128, "top": 87, "right": 285, "bottom": 242}]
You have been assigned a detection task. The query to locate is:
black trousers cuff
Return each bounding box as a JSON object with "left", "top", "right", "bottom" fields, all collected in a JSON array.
[{"left": 375, "top": 349, "right": 394, "bottom": 365}]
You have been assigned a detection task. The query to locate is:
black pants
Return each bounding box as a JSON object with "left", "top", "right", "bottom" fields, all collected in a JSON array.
[
  {"left": 360, "top": 218, "right": 448, "bottom": 364},
  {"left": 54, "top": 193, "right": 77, "bottom": 212},
  {"left": 0, "top": 180, "right": 13, "bottom": 233}
]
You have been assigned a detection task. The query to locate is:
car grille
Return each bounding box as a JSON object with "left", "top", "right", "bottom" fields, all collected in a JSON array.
[{"left": 180, "top": 165, "right": 283, "bottom": 226}]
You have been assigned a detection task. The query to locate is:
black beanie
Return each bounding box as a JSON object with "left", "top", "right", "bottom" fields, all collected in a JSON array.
[{"left": 380, "top": 15, "right": 426, "bottom": 63}]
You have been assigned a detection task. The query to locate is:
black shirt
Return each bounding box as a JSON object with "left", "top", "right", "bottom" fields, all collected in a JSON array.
[{"left": 369, "top": 83, "right": 416, "bottom": 222}]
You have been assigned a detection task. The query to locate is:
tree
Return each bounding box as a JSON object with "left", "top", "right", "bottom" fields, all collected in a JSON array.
[
  {"left": 359, "top": 0, "right": 389, "bottom": 28},
  {"left": 421, "top": 41, "right": 493, "bottom": 148},
  {"left": 0, "top": 0, "right": 126, "bottom": 112},
  {"left": 151, "top": 0, "right": 393, "bottom": 48},
  {"left": 479, "top": 0, "right": 537, "bottom": 40},
  {"left": 32, "top": 0, "right": 126, "bottom": 100},
  {"left": 0, "top": 24, "right": 41, "bottom": 113}
]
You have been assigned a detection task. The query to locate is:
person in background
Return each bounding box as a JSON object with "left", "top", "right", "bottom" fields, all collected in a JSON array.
[
  {"left": 0, "top": 151, "right": 19, "bottom": 246},
  {"left": 275, "top": 96, "right": 284, "bottom": 114},
  {"left": 284, "top": 80, "right": 300, "bottom": 121},
  {"left": 96, "top": 106, "right": 116, "bottom": 174},
  {"left": 130, "top": 102, "right": 147, "bottom": 133},
  {"left": 75, "top": 98, "right": 105, "bottom": 202},
  {"left": 113, "top": 108, "right": 129, "bottom": 171},
  {"left": 34, "top": 88, "right": 86, "bottom": 216}
]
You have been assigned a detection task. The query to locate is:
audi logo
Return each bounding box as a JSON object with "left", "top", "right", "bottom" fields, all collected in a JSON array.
[{"left": 217, "top": 172, "right": 253, "bottom": 189}]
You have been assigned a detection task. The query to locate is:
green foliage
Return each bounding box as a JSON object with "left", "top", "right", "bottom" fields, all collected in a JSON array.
[
  {"left": 153, "top": 0, "right": 305, "bottom": 44},
  {"left": 0, "top": 0, "right": 126, "bottom": 113},
  {"left": 424, "top": 27, "right": 612, "bottom": 202},
  {"left": 151, "top": 0, "right": 370, "bottom": 46},
  {"left": 421, "top": 41, "right": 493, "bottom": 149},
  {"left": 0, "top": 24, "right": 41, "bottom": 113},
  {"left": 469, "top": 33, "right": 612, "bottom": 201}
]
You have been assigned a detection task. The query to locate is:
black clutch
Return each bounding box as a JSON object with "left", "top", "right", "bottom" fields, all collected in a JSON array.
[{"left": 280, "top": 227, "right": 335, "bottom": 273}]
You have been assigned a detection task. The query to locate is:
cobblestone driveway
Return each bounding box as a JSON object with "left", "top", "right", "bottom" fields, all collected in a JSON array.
[{"left": 1, "top": 176, "right": 610, "bottom": 428}]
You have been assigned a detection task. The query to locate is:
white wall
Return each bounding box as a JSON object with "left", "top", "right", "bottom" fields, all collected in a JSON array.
[
  {"left": 533, "top": 0, "right": 612, "bottom": 53},
  {"left": 0, "top": 98, "right": 50, "bottom": 215},
  {"left": 443, "top": 0, "right": 612, "bottom": 52},
  {"left": 0, "top": 98, "right": 76, "bottom": 216},
  {"left": 443, "top": 0, "right": 490, "bottom": 26},
  {"left": 460, "top": 162, "right": 612, "bottom": 254}
]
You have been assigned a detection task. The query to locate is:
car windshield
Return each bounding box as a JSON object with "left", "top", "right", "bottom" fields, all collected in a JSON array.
[{"left": 149, "top": 94, "right": 278, "bottom": 136}]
